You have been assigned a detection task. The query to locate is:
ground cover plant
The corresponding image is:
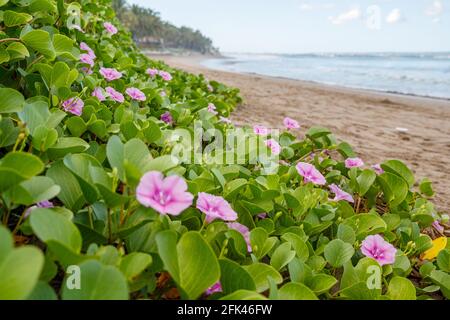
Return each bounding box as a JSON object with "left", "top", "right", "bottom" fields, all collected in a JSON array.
[{"left": 0, "top": 0, "right": 449, "bottom": 300}]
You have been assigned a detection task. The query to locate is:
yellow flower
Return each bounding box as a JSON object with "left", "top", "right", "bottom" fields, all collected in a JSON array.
[{"left": 421, "top": 237, "right": 448, "bottom": 260}]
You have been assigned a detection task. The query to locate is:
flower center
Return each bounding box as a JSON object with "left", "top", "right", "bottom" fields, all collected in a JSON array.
[
  {"left": 155, "top": 190, "right": 171, "bottom": 206},
  {"left": 372, "top": 247, "right": 384, "bottom": 259}
]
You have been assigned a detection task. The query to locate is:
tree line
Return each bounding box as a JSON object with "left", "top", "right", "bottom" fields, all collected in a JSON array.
[{"left": 112, "top": 0, "right": 218, "bottom": 54}]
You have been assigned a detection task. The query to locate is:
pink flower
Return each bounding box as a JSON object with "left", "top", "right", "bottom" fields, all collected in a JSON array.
[
  {"left": 105, "top": 87, "right": 124, "bottom": 103},
  {"left": 257, "top": 213, "right": 268, "bottom": 219},
  {"left": 227, "top": 222, "right": 252, "bottom": 252},
  {"left": 207, "top": 84, "right": 214, "bottom": 92},
  {"left": 161, "top": 111, "right": 173, "bottom": 124},
  {"left": 159, "top": 70, "right": 172, "bottom": 81},
  {"left": 196, "top": 192, "right": 238, "bottom": 223},
  {"left": 219, "top": 116, "right": 232, "bottom": 124},
  {"left": 125, "top": 87, "right": 146, "bottom": 101},
  {"left": 253, "top": 125, "right": 269, "bottom": 136},
  {"left": 329, "top": 184, "right": 354, "bottom": 203},
  {"left": 345, "top": 157, "right": 364, "bottom": 169},
  {"left": 103, "top": 22, "right": 118, "bottom": 35},
  {"left": 62, "top": 97, "right": 84, "bottom": 116},
  {"left": 146, "top": 68, "right": 159, "bottom": 77},
  {"left": 99, "top": 67, "right": 122, "bottom": 81},
  {"left": 80, "top": 42, "right": 96, "bottom": 59},
  {"left": 136, "top": 171, "right": 194, "bottom": 216},
  {"left": 92, "top": 87, "right": 106, "bottom": 101},
  {"left": 205, "top": 282, "right": 222, "bottom": 295},
  {"left": 207, "top": 103, "right": 218, "bottom": 115},
  {"left": 24, "top": 200, "right": 54, "bottom": 218},
  {"left": 81, "top": 67, "right": 93, "bottom": 75},
  {"left": 296, "top": 162, "right": 326, "bottom": 185},
  {"left": 283, "top": 117, "right": 300, "bottom": 130},
  {"left": 372, "top": 164, "right": 384, "bottom": 175},
  {"left": 80, "top": 53, "right": 94, "bottom": 67},
  {"left": 432, "top": 220, "right": 444, "bottom": 233},
  {"left": 361, "top": 234, "right": 397, "bottom": 266},
  {"left": 160, "top": 91, "right": 167, "bottom": 97},
  {"left": 265, "top": 139, "right": 281, "bottom": 155}
]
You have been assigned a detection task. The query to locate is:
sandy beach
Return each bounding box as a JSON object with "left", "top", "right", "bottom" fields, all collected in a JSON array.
[{"left": 155, "top": 54, "right": 450, "bottom": 212}]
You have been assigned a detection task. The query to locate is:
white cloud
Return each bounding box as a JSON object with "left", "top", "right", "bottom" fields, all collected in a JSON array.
[
  {"left": 426, "top": 0, "right": 443, "bottom": 16},
  {"left": 329, "top": 8, "right": 361, "bottom": 25},
  {"left": 386, "top": 8, "right": 401, "bottom": 24}
]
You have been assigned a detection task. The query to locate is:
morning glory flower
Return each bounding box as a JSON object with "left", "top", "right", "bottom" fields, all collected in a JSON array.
[
  {"left": 207, "top": 84, "right": 214, "bottom": 92},
  {"left": 161, "top": 111, "right": 173, "bottom": 124},
  {"left": 62, "top": 97, "right": 84, "bottom": 116},
  {"left": 125, "top": 87, "right": 146, "bottom": 101},
  {"left": 253, "top": 125, "right": 269, "bottom": 136},
  {"left": 345, "top": 157, "right": 364, "bottom": 169},
  {"left": 329, "top": 184, "right": 354, "bottom": 203},
  {"left": 25, "top": 200, "right": 54, "bottom": 218},
  {"left": 136, "top": 171, "right": 194, "bottom": 216},
  {"left": 219, "top": 116, "right": 232, "bottom": 124},
  {"left": 207, "top": 103, "right": 218, "bottom": 115},
  {"left": 283, "top": 117, "right": 300, "bottom": 130},
  {"left": 79, "top": 53, "right": 94, "bottom": 67},
  {"left": 372, "top": 164, "right": 384, "bottom": 175},
  {"left": 432, "top": 220, "right": 444, "bottom": 234},
  {"left": 296, "top": 162, "right": 326, "bottom": 185},
  {"left": 159, "top": 70, "right": 172, "bottom": 81},
  {"left": 146, "top": 68, "right": 159, "bottom": 77},
  {"left": 80, "top": 42, "right": 96, "bottom": 59},
  {"left": 196, "top": 192, "right": 238, "bottom": 223},
  {"left": 92, "top": 87, "right": 106, "bottom": 101},
  {"left": 265, "top": 139, "right": 281, "bottom": 155},
  {"left": 103, "top": 22, "right": 118, "bottom": 35},
  {"left": 227, "top": 222, "right": 252, "bottom": 252},
  {"left": 99, "top": 67, "right": 122, "bottom": 81},
  {"left": 105, "top": 87, "right": 124, "bottom": 103},
  {"left": 205, "top": 282, "right": 222, "bottom": 295},
  {"left": 361, "top": 234, "right": 397, "bottom": 266}
]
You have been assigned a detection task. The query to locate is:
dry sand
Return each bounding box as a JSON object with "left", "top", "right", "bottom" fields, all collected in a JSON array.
[{"left": 155, "top": 54, "right": 450, "bottom": 212}]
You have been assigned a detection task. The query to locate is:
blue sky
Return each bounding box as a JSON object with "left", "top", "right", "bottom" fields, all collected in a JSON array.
[{"left": 128, "top": 0, "right": 450, "bottom": 53}]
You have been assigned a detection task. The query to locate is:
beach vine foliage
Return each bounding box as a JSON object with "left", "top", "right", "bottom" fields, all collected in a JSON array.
[{"left": 0, "top": 0, "right": 449, "bottom": 300}]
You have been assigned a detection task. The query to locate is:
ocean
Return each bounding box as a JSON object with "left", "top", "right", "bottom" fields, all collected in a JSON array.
[{"left": 203, "top": 52, "right": 450, "bottom": 99}]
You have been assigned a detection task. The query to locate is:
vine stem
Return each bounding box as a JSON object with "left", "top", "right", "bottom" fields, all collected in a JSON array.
[{"left": 0, "top": 38, "right": 20, "bottom": 43}]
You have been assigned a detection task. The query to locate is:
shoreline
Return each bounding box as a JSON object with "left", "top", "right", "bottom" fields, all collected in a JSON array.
[{"left": 153, "top": 54, "right": 450, "bottom": 211}]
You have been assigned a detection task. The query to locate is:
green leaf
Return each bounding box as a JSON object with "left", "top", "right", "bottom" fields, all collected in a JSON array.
[
  {"left": 3, "top": 10, "right": 32, "bottom": 27},
  {"left": 278, "top": 282, "right": 318, "bottom": 300},
  {"left": 324, "top": 239, "right": 355, "bottom": 268},
  {"left": 8, "top": 176, "right": 60, "bottom": 205},
  {"left": 437, "top": 249, "right": 450, "bottom": 273},
  {"left": 6, "top": 42, "right": 29, "bottom": 60},
  {"left": 337, "top": 224, "right": 356, "bottom": 244},
  {"left": 32, "top": 126, "right": 58, "bottom": 151},
  {"left": 419, "top": 178, "right": 434, "bottom": 197},
  {"left": 0, "top": 88, "right": 25, "bottom": 114},
  {"left": 27, "top": 281, "right": 57, "bottom": 300},
  {"left": 378, "top": 172, "right": 409, "bottom": 207},
  {"left": 357, "top": 169, "right": 376, "bottom": 196},
  {"left": 155, "top": 230, "right": 180, "bottom": 284},
  {"left": 387, "top": 277, "right": 416, "bottom": 300},
  {"left": 30, "top": 208, "right": 82, "bottom": 252},
  {"left": 307, "top": 274, "right": 338, "bottom": 295},
  {"left": 270, "top": 242, "right": 296, "bottom": 271},
  {"left": 244, "top": 263, "right": 283, "bottom": 293},
  {"left": 381, "top": 160, "right": 415, "bottom": 188},
  {"left": 0, "top": 48, "right": 9, "bottom": 64},
  {"left": 219, "top": 259, "right": 256, "bottom": 294},
  {"left": 429, "top": 270, "right": 450, "bottom": 299},
  {"left": 220, "top": 290, "right": 267, "bottom": 300},
  {"left": 177, "top": 231, "right": 220, "bottom": 299},
  {"left": 0, "top": 246, "right": 44, "bottom": 300},
  {"left": 21, "top": 29, "right": 56, "bottom": 60},
  {"left": 47, "top": 137, "right": 90, "bottom": 159},
  {"left": 281, "top": 232, "right": 309, "bottom": 262},
  {"left": 120, "top": 253, "right": 152, "bottom": 280},
  {"left": 62, "top": 260, "right": 128, "bottom": 300}
]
